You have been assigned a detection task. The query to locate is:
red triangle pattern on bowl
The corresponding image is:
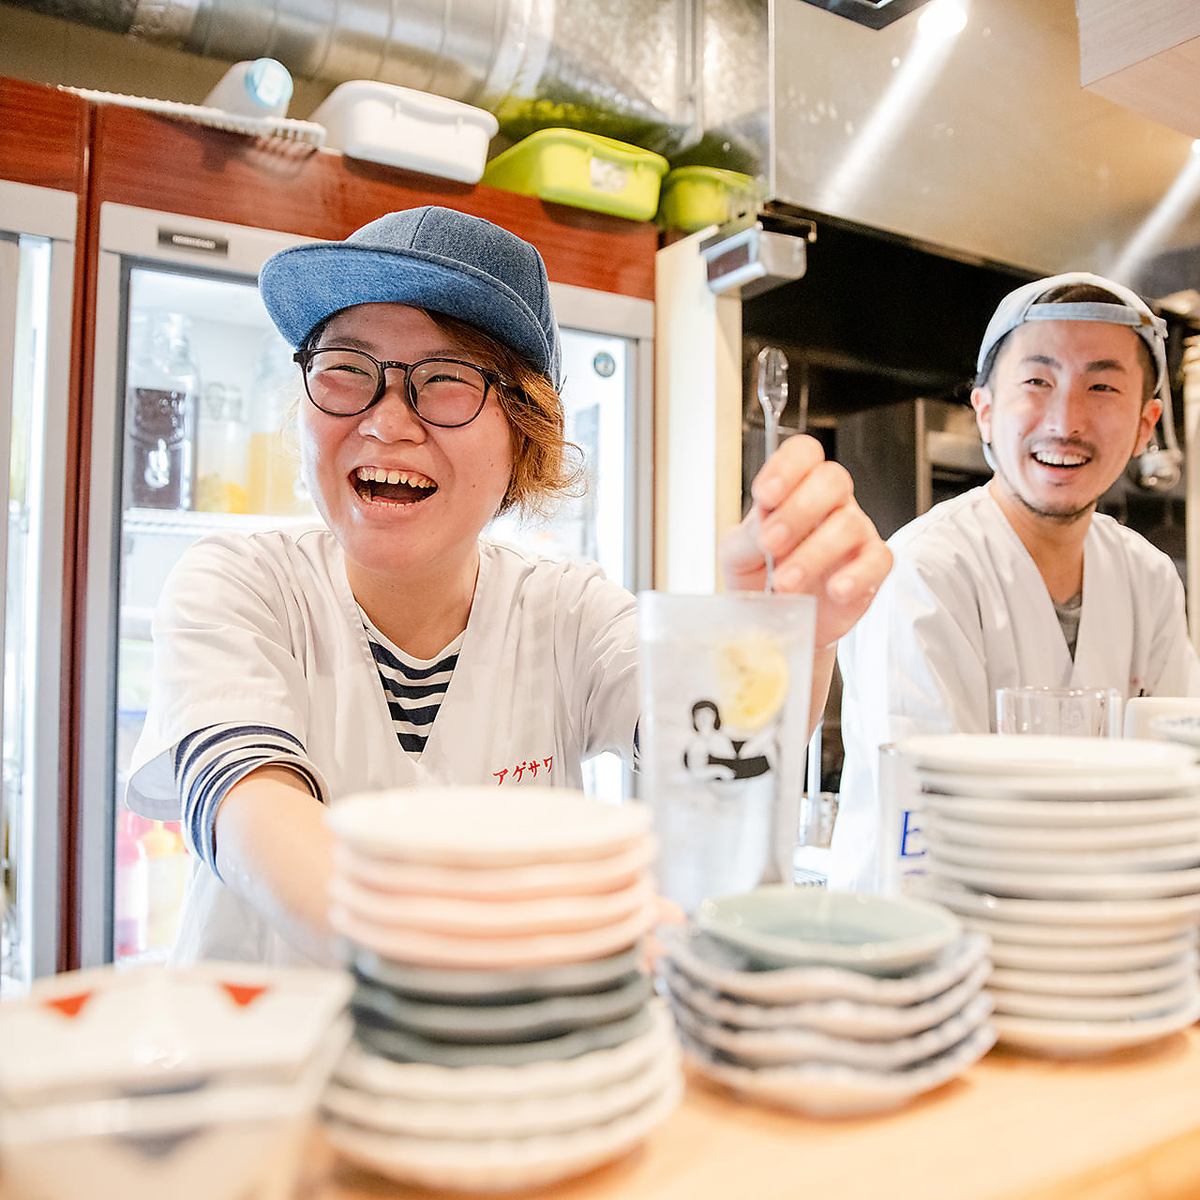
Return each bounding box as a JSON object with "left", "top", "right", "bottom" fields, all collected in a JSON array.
[
  {"left": 220, "top": 982, "right": 269, "bottom": 1008},
  {"left": 43, "top": 991, "right": 93, "bottom": 1018}
]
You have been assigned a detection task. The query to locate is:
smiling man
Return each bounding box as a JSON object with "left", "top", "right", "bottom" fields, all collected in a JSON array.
[{"left": 834, "top": 272, "right": 1200, "bottom": 888}]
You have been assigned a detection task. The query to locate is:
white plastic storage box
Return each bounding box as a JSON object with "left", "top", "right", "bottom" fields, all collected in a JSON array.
[{"left": 311, "top": 81, "right": 498, "bottom": 184}]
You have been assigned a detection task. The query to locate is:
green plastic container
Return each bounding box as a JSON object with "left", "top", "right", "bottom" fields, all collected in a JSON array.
[
  {"left": 658, "top": 166, "right": 762, "bottom": 233},
  {"left": 483, "top": 128, "right": 669, "bottom": 222}
]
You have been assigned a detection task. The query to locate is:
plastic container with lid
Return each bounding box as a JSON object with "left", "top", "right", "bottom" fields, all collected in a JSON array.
[
  {"left": 311, "top": 81, "right": 499, "bottom": 183},
  {"left": 482, "top": 129, "right": 669, "bottom": 222},
  {"left": 658, "top": 166, "right": 763, "bottom": 233}
]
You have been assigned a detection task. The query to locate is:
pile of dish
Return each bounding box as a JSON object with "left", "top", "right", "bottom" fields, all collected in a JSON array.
[
  {"left": 659, "top": 887, "right": 995, "bottom": 1117},
  {"left": 1150, "top": 713, "right": 1200, "bottom": 751},
  {"left": 323, "top": 787, "right": 681, "bottom": 1191},
  {"left": 904, "top": 734, "right": 1200, "bottom": 1057},
  {"left": 0, "top": 962, "right": 351, "bottom": 1200}
]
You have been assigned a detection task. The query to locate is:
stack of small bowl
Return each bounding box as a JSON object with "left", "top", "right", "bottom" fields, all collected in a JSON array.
[
  {"left": 323, "top": 787, "right": 681, "bottom": 1192},
  {"left": 903, "top": 734, "right": 1200, "bottom": 1057},
  {"left": 658, "top": 887, "right": 995, "bottom": 1117},
  {"left": 0, "top": 962, "right": 351, "bottom": 1200}
]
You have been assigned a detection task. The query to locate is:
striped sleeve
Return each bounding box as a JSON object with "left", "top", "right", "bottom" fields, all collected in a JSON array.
[{"left": 173, "top": 723, "right": 327, "bottom": 880}]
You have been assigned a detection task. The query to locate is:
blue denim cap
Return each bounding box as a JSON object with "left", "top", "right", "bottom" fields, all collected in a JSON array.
[
  {"left": 259, "top": 206, "right": 562, "bottom": 387},
  {"left": 977, "top": 271, "right": 1169, "bottom": 400}
]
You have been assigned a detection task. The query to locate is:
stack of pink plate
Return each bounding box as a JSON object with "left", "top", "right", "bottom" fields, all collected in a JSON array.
[{"left": 323, "top": 787, "right": 681, "bottom": 1192}]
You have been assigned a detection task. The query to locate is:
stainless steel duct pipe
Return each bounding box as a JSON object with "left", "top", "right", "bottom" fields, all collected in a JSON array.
[{"left": 9, "top": 0, "right": 745, "bottom": 159}]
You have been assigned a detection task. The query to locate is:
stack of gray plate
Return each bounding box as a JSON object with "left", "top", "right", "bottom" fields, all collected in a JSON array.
[{"left": 659, "top": 887, "right": 995, "bottom": 1117}]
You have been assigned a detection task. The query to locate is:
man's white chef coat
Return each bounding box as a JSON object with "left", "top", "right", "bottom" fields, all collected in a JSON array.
[
  {"left": 127, "top": 528, "right": 638, "bottom": 964},
  {"left": 836, "top": 485, "right": 1200, "bottom": 889}
]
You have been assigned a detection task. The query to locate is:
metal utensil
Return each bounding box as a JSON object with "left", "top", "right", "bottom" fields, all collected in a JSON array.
[{"left": 756, "top": 345, "right": 789, "bottom": 591}]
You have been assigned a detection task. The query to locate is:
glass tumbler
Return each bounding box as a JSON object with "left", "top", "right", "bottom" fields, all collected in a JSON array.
[
  {"left": 995, "top": 686, "right": 1122, "bottom": 738},
  {"left": 638, "top": 592, "right": 816, "bottom": 913},
  {"left": 793, "top": 791, "right": 839, "bottom": 888}
]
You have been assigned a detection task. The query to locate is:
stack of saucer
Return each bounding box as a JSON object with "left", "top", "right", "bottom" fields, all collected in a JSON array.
[
  {"left": 659, "top": 888, "right": 995, "bottom": 1117},
  {"left": 903, "top": 734, "right": 1200, "bottom": 1057},
  {"left": 323, "top": 787, "right": 680, "bottom": 1192}
]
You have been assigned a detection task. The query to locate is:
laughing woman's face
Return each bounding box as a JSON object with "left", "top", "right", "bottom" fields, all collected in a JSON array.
[{"left": 297, "top": 302, "right": 514, "bottom": 579}]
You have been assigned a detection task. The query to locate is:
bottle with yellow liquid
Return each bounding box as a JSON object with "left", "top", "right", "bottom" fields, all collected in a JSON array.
[
  {"left": 246, "top": 333, "right": 312, "bottom": 516},
  {"left": 195, "top": 383, "right": 250, "bottom": 513}
]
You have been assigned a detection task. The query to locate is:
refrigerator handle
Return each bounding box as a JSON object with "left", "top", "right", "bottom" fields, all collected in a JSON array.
[{"left": 0, "top": 237, "right": 19, "bottom": 825}]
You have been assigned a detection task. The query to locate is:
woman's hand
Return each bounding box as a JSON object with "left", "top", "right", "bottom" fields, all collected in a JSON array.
[{"left": 719, "top": 435, "right": 892, "bottom": 649}]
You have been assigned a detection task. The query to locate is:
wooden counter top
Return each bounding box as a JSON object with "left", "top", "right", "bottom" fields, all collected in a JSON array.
[{"left": 301, "top": 1028, "right": 1200, "bottom": 1200}]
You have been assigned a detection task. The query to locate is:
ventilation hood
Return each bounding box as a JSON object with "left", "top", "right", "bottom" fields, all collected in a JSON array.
[{"left": 708, "top": 0, "right": 1200, "bottom": 282}]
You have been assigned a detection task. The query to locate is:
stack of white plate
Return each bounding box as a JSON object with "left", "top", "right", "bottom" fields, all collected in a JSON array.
[
  {"left": 323, "top": 787, "right": 681, "bottom": 1192},
  {"left": 903, "top": 734, "right": 1200, "bottom": 1057},
  {"left": 1150, "top": 714, "right": 1200, "bottom": 752},
  {"left": 658, "top": 888, "right": 995, "bottom": 1117}
]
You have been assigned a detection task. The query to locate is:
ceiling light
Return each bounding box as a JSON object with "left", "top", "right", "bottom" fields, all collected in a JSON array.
[{"left": 918, "top": 0, "right": 968, "bottom": 39}]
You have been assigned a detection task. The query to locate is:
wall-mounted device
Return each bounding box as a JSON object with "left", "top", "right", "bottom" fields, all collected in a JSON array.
[{"left": 700, "top": 210, "right": 817, "bottom": 300}]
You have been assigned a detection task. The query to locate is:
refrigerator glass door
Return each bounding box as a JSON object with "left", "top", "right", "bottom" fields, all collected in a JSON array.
[
  {"left": 113, "top": 265, "right": 307, "bottom": 965},
  {"left": 0, "top": 181, "right": 73, "bottom": 989},
  {"left": 488, "top": 327, "right": 630, "bottom": 587}
]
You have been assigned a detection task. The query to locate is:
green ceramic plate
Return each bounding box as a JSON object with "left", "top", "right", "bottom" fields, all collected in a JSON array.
[
  {"left": 696, "top": 887, "right": 961, "bottom": 975},
  {"left": 353, "top": 944, "right": 643, "bottom": 1002},
  {"left": 351, "top": 973, "right": 651, "bottom": 1044},
  {"left": 353, "top": 1004, "right": 654, "bottom": 1068}
]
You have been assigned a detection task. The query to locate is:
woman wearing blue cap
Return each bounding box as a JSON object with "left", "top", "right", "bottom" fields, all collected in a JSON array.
[{"left": 127, "top": 206, "right": 892, "bottom": 964}]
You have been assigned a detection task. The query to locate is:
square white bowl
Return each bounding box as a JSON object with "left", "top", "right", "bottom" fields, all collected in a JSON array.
[
  {"left": 0, "top": 1019, "right": 350, "bottom": 1200},
  {"left": 0, "top": 962, "right": 351, "bottom": 1103}
]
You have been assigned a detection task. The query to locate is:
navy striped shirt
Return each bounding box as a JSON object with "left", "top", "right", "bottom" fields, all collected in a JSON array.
[{"left": 359, "top": 609, "right": 461, "bottom": 758}]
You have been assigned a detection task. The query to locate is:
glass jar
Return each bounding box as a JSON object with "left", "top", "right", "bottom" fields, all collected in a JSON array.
[
  {"left": 246, "top": 332, "right": 311, "bottom": 515},
  {"left": 124, "top": 311, "right": 200, "bottom": 511},
  {"left": 195, "top": 383, "right": 250, "bottom": 513}
]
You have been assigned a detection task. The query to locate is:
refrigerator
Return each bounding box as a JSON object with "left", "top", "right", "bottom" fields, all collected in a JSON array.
[
  {"left": 79, "top": 202, "right": 653, "bottom": 968},
  {"left": 0, "top": 180, "right": 75, "bottom": 991}
]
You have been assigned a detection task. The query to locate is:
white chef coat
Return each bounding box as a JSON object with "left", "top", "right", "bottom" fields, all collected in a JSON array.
[
  {"left": 836, "top": 485, "right": 1200, "bottom": 889},
  {"left": 127, "top": 528, "right": 639, "bottom": 965}
]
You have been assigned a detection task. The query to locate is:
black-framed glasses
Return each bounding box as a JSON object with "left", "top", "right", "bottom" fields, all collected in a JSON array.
[{"left": 294, "top": 347, "right": 507, "bottom": 427}]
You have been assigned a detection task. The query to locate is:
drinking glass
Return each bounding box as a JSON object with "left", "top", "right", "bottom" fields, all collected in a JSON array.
[
  {"left": 995, "top": 686, "right": 1122, "bottom": 738},
  {"left": 793, "top": 792, "right": 838, "bottom": 888},
  {"left": 637, "top": 592, "right": 816, "bottom": 913}
]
